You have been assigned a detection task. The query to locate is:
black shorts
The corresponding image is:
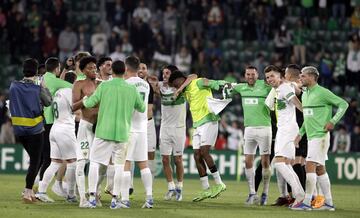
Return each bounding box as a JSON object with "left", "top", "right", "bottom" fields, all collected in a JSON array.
[{"left": 295, "top": 134, "right": 307, "bottom": 158}]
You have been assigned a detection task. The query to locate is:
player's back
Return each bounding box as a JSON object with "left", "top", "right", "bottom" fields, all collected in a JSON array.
[
  {"left": 53, "top": 87, "right": 75, "bottom": 128},
  {"left": 126, "top": 76, "right": 149, "bottom": 132}
]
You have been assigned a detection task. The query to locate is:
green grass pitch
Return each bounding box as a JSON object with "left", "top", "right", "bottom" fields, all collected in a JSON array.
[{"left": 0, "top": 175, "right": 359, "bottom": 218}]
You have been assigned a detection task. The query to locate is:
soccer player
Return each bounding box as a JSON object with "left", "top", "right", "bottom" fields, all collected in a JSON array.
[
  {"left": 73, "top": 60, "right": 145, "bottom": 209},
  {"left": 74, "top": 51, "right": 91, "bottom": 81},
  {"left": 40, "top": 57, "right": 72, "bottom": 197},
  {"left": 284, "top": 65, "right": 307, "bottom": 191},
  {"left": 230, "top": 66, "right": 272, "bottom": 205},
  {"left": 9, "top": 58, "right": 52, "bottom": 203},
  {"left": 36, "top": 72, "right": 78, "bottom": 203},
  {"left": 138, "top": 63, "right": 157, "bottom": 179},
  {"left": 72, "top": 56, "right": 100, "bottom": 207},
  {"left": 291, "top": 66, "right": 349, "bottom": 211},
  {"left": 264, "top": 65, "right": 305, "bottom": 207},
  {"left": 97, "top": 57, "right": 113, "bottom": 81},
  {"left": 115, "top": 56, "right": 153, "bottom": 209},
  {"left": 168, "top": 70, "right": 226, "bottom": 202}
]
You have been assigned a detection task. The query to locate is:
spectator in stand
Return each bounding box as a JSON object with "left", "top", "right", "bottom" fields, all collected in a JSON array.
[
  {"left": 108, "top": 28, "right": 120, "bottom": 53},
  {"left": 7, "top": 12, "right": 26, "bottom": 63},
  {"left": 215, "top": 133, "right": 227, "bottom": 150},
  {"left": 163, "top": 3, "right": 177, "bottom": 47},
  {"left": 252, "top": 53, "right": 268, "bottom": 80},
  {"left": 108, "top": 0, "right": 125, "bottom": 27},
  {"left": 344, "top": 99, "right": 360, "bottom": 131},
  {"left": 110, "top": 44, "right": 126, "bottom": 61},
  {"left": 351, "top": 124, "right": 360, "bottom": 152},
  {"left": 319, "top": 51, "right": 334, "bottom": 88},
  {"left": 333, "top": 53, "right": 346, "bottom": 91},
  {"left": 91, "top": 25, "right": 108, "bottom": 58},
  {"left": 332, "top": 0, "right": 346, "bottom": 25},
  {"left": 350, "top": 6, "right": 360, "bottom": 30},
  {"left": 28, "top": 27, "right": 43, "bottom": 62},
  {"left": 190, "top": 38, "right": 203, "bottom": 63},
  {"left": 0, "top": 7, "right": 6, "bottom": 35},
  {"left": 58, "top": 25, "right": 78, "bottom": 62},
  {"left": 42, "top": 26, "right": 58, "bottom": 60},
  {"left": 175, "top": 46, "right": 192, "bottom": 74},
  {"left": 121, "top": 31, "right": 133, "bottom": 56},
  {"left": 332, "top": 125, "right": 351, "bottom": 153},
  {"left": 292, "top": 19, "right": 308, "bottom": 65},
  {"left": 27, "top": 4, "right": 41, "bottom": 29},
  {"left": 301, "top": 0, "right": 314, "bottom": 26},
  {"left": 130, "top": 18, "right": 153, "bottom": 54},
  {"left": 254, "top": 4, "right": 270, "bottom": 45},
  {"left": 48, "top": 1, "right": 67, "bottom": 35},
  {"left": 274, "top": 24, "right": 291, "bottom": 63},
  {"left": 273, "top": 0, "right": 286, "bottom": 26},
  {"left": 133, "top": 0, "right": 151, "bottom": 23},
  {"left": 77, "top": 25, "right": 91, "bottom": 53},
  {"left": 346, "top": 33, "right": 360, "bottom": 87},
  {"left": 186, "top": 0, "right": 204, "bottom": 39},
  {"left": 207, "top": 0, "right": 223, "bottom": 41},
  {"left": 192, "top": 51, "right": 208, "bottom": 76}
]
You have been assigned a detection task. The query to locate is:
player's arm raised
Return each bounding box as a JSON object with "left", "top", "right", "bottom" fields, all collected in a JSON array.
[
  {"left": 196, "top": 78, "right": 227, "bottom": 91},
  {"left": 174, "top": 74, "right": 198, "bottom": 98}
]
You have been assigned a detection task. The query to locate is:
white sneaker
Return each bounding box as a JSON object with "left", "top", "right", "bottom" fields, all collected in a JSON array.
[
  {"left": 79, "top": 200, "right": 93, "bottom": 208},
  {"left": 313, "top": 203, "right": 335, "bottom": 211},
  {"left": 175, "top": 188, "right": 183, "bottom": 201},
  {"left": 164, "top": 189, "right": 176, "bottom": 200},
  {"left": 110, "top": 199, "right": 130, "bottom": 209},
  {"left": 35, "top": 192, "right": 55, "bottom": 203},
  {"left": 245, "top": 194, "right": 259, "bottom": 205},
  {"left": 51, "top": 182, "right": 67, "bottom": 198},
  {"left": 142, "top": 199, "right": 153, "bottom": 208}
]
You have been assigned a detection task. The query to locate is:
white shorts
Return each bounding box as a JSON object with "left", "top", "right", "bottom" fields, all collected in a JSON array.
[
  {"left": 306, "top": 132, "right": 330, "bottom": 166},
  {"left": 76, "top": 120, "right": 94, "bottom": 161},
  {"left": 126, "top": 132, "right": 148, "bottom": 161},
  {"left": 49, "top": 124, "right": 77, "bottom": 160},
  {"left": 147, "top": 118, "right": 156, "bottom": 153},
  {"left": 274, "top": 125, "right": 299, "bottom": 160},
  {"left": 89, "top": 137, "right": 127, "bottom": 166},
  {"left": 243, "top": 126, "right": 272, "bottom": 155},
  {"left": 192, "top": 121, "right": 218, "bottom": 150},
  {"left": 159, "top": 126, "right": 186, "bottom": 156}
]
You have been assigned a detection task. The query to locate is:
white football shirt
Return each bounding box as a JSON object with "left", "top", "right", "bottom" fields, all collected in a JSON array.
[
  {"left": 275, "top": 82, "right": 298, "bottom": 129},
  {"left": 52, "top": 88, "right": 75, "bottom": 127}
]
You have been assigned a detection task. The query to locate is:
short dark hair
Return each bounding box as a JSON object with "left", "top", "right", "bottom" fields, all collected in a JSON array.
[
  {"left": 163, "top": 65, "right": 178, "bottom": 74},
  {"left": 74, "top": 51, "right": 91, "bottom": 63},
  {"left": 125, "top": 56, "right": 140, "bottom": 72},
  {"left": 264, "top": 65, "right": 284, "bottom": 77},
  {"left": 168, "top": 70, "right": 186, "bottom": 84},
  {"left": 97, "top": 57, "right": 112, "bottom": 69},
  {"left": 45, "top": 57, "right": 60, "bottom": 72},
  {"left": 79, "top": 56, "right": 97, "bottom": 71},
  {"left": 112, "top": 60, "right": 126, "bottom": 75},
  {"left": 245, "top": 65, "right": 258, "bottom": 71},
  {"left": 286, "top": 64, "right": 301, "bottom": 77},
  {"left": 64, "top": 71, "right": 77, "bottom": 84},
  {"left": 23, "top": 58, "right": 39, "bottom": 77}
]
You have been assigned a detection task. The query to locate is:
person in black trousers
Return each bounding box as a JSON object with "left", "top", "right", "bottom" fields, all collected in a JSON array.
[{"left": 9, "top": 58, "right": 52, "bottom": 203}]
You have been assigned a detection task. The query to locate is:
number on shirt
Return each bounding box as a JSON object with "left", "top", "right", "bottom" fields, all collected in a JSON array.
[
  {"left": 53, "top": 102, "right": 59, "bottom": 119},
  {"left": 80, "top": 141, "right": 89, "bottom": 150},
  {"left": 140, "top": 92, "right": 145, "bottom": 101}
]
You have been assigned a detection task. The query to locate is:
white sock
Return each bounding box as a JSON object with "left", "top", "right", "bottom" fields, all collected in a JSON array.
[
  {"left": 275, "top": 162, "right": 303, "bottom": 201},
  {"left": 112, "top": 164, "right": 124, "bottom": 197},
  {"left": 39, "top": 162, "right": 62, "bottom": 193},
  {"left": 130, "top": 161, "right": 135, "bottom": 188},
  {"left": 121, "top": 171, "right": 131, "bottom": 201},
  {"left": 141, "top": 168, "right": 153, "bottom": 197},
  {"left": 148, "top": 159, "right": 156, "bottom": 180},
  {"left": 106, "top": 165, "right": 115, "bottom": 192},
  {"left": 76, "top": 160, "right": 87, "bottom": 201},
  {"left": 317, "top": 181, "right": 323, "bottom": 195},
  {"left": 318, "top": 173, "right": 333, "bottom": 206},
  {"left": 276, "top": 168, "right": 287, "bottom": 197},
  {"left": 245, "top": 167, "right": 255, "bottom": 194},
  {"left": 168, "top": 181, "right": 176, "bottom": 190},
  {"left": 65, "top": 162, "right": 76, "bottom": 197},
  {"left": 88, "top": 162, "right": 100, "bottom": 194},
  {"left": 211, "top": 170, "right": 223, "bottom": 185},
  {"left": 176, "top": 181, "right": 183, "bottom": 190},
  {"left": 200, "top": 176, "right": 209, "bottom": 190},
  {"left": 286, "top": 164, "right": 304, "bottom": 194},
  {"left": 97, "top": 164, "right": 107, "bottom": 192},
  {"left": 304, "top": 173, "right": 317, "bottom": 206},
  {"left": 262, "top": 167, "right": 271, "bottom": 195}
]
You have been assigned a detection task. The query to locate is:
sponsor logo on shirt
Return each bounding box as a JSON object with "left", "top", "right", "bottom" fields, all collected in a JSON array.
[
  {"left": 244, "top": 98, "right": 258, "bottom": 105},
  {"left": 303, "top": 108, "right": 314, "bottom": 116}
]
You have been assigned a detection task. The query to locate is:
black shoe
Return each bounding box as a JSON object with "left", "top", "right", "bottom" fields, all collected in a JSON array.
[
  {"left": 271, "top": 197, "right": 289, "bottom": 206},
  {"left": 129, "top": 188, "right": 134, "bottom": 196}
]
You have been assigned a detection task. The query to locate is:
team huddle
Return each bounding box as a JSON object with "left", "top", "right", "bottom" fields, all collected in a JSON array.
[{"left": 9, "top": 52, "right": 348, "bottom": 211}]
